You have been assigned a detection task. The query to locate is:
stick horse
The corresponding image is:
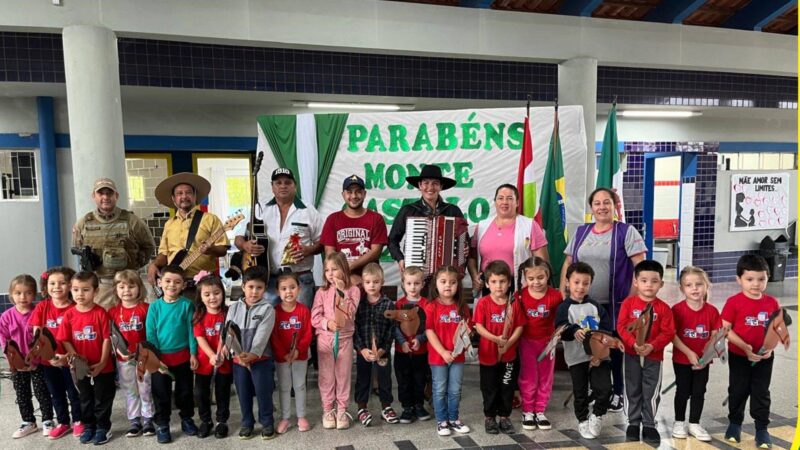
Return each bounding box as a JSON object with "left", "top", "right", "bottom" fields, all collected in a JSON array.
[{"left": 626, "top": 302, "right": 654, "bottom": 368}]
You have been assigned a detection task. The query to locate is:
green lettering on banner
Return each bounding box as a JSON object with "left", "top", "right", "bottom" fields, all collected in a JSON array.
[
  {"left": 436, "top": 123, "right": 457, "bottom": 150},
  {"left": 364, "top": 163, "right": 385, "bottom": 189},
  {"left": 388, "top": 125, "right": 411, "bottom": 152},
  {"left": 382, "top": 198, "right": 402, "bottom": 221},
  {"left": 506, "top": 122, "right": 524, "bottom": 149},
  {"left": 453, "top": 162, "right": 473, "bottom": 188},
  {"left": 385, "top": 164, "right": 407, "bottom": 189},
  {"left": 484, "top": 122, "right": 505, "bottom": 150},
  {"left": 347, "top": 124, "right": 368, "bottom": 152},
  {"left": 366, "top": 198, "right": 378, "bottom": 212},
  {"left": 468, "top": 197, "right": 490, "bottom": 223},
  {"left": 413, "top": 124, "right": 433, "bottom": 150},
  {"left": 405, "top": 164, "right": 420, "bottom": 189},
  {"left": 461, "top": 113, "right": 481, "bottom": 150},
  {"left": 366, "top": 124, "right": 387, "bottom": 152}
]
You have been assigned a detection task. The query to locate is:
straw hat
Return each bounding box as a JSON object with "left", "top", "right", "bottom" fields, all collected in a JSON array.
[{"left": 154, "top": 172, "right": 211, "bottom": 207}]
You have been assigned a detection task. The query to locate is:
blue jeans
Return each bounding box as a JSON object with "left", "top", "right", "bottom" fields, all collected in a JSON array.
[
  {"left": 266, "top": 271, "right": 315, "bottom": 309},
  {"left": 43, "top": 365, "right": 81, "bottom": 425},
  {"left": 431, "top": 363, "right": 464, "bottom": 423},
  {"left": 232, "top": 359, "right": 275, "bottom": 428}
]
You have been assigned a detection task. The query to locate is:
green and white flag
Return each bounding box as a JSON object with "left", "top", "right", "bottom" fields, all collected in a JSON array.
[{"left": 596, "top": 104, "right": 624, "bottom": 221}]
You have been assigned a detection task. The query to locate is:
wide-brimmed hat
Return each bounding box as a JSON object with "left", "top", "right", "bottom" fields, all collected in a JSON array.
[
  {"left": 406, "top": 165, "right": 456, "bottom": 190},
  {"left": 154, "top": 172, "right": 211, "bottom": 207}
]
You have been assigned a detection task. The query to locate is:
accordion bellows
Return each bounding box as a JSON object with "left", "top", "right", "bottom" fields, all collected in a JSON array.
[{"left": 404, "top": 216, "right": 470, "bottom": 278}]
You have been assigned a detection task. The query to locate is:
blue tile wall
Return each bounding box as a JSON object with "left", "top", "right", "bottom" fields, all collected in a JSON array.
[{"left": 1, "top": 32, "right": 797, "bottom": 109}]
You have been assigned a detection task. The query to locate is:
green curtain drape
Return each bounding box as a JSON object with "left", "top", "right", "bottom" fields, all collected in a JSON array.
[
  {"left": 314, "top": 113, "right": 349, "bottom": 207},
  {"left": 257, "top": 115, "right": 301, "bottom": 198}
]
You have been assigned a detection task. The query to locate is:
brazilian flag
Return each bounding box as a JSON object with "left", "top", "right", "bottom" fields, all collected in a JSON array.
[{"left": 536, "top": 108, "right": 567, "bottom": 287}]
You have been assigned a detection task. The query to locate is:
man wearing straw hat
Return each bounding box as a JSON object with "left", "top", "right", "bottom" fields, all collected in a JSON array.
[{"left": 146, "top": 173, "right": 230, "bottom": 296}]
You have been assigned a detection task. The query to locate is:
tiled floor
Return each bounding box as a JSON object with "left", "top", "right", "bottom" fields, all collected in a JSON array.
[{"left": 0, "top": 279, "right": 795, "bottom": 449}]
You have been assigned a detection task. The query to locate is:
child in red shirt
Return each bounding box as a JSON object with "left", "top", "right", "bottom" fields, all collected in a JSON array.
[
  {"left": 516, "top": 256, "right": 563, "bottom": 431},
  {"left": 29, "top": 266, "right": 81, "bottom": 439},
  {"left": 109, "top": 270, "right": 153, "bottom": 437},
  {"left": 192, "top": 274, "right": 232, "bottom": 439},
  {"left": 670, "top": 266, "right": 719, "bottom": 442},
  {"left": 616, "top": 260, "right": 675, "bottom": 446},
  {"left": 272, "top": 273, "right": 313, "bottom": 434},
  {"left": 721, "top": 255, "right": 782, "bottom": 448},
  {"left": 474, "top": 261, "right": 524, "bottom": 435},
  {"left": 392, "top": 266, "right": 431, "bottom": 424},
  {"left": 58, "top": 272, "right": 113, "bottom": 445}
]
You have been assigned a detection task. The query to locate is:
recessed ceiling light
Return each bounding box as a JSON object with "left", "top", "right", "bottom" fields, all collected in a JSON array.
[
  {"left": 292, "top": 101, "right": 414, "bottom": 111},
  {"left": 619, "top": 110, "right": 701, "bottom": 118}
]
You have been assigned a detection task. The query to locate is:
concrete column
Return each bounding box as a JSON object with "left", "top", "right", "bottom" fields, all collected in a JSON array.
[
  {"left": 62, "top": 25, "right": 127, "bottom": 215},
  {"left": 558, "top": 57, "right": 597, "bottom": 216}
]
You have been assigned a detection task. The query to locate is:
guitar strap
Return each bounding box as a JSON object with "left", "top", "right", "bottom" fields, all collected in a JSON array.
[{"left": 184, "top": 210, "right": 205, "bottom": 251}]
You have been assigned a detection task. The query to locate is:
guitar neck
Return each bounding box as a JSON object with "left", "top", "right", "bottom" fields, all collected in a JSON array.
[{"left": 179, "top": 227, "right": 227, "bottom": 271}]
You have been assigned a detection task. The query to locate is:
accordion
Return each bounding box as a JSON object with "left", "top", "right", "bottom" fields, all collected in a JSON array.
[{"left": 404, "top": 216, "right": 470, "bottom": 278}]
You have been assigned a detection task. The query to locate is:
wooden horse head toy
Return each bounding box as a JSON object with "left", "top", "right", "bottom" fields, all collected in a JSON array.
[
  {"left": 697, "top": 325, "right": 731, "bottom": 367},
  {"left": 757, "top": 308, "right": 792, "bottom": 357},
  {"left": 452, "top": 317, "right": 473, "bottom": 360},
  {"left": 334, "top": 288, "right": 353, "bottom": 329},
  {"left": 135, "top": 341, "right": 172, "bottom": 382},
  {"left": 625, "top": 302, "right": 653, "bottom": 365},
  {"left": 4, "top": 340, "right": 29, "bottom": 372},
  {"left": 26, "top": 327, "right": 57, "bottom": 364},
  {"left": 224, "top": 321, "right": 245, "bottom": 358},
  {"left": 537, "top": 324, "right": 568, "bottom": 362},
  {"left": 584, "top": 330, "right": 624, "bottom": 367},
  {"left": 110, "top": 320, "right": 131, "bottom": 360},
  {"left": 383, "top": 306, "right": 421, "bottom": 338},
  {"left": 68, "top": 354, "right": 91, "bottom": 392},
  {"left": 498, "top": 296, "right": 516, "bottom": 359},
  {"left": 371, "top": 323, "right": 388, "bottom": 367}
]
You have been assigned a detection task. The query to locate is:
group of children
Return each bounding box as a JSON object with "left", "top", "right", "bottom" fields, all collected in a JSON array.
[{"left": 1, "top": 251, "right": 784, "bottom": 448}]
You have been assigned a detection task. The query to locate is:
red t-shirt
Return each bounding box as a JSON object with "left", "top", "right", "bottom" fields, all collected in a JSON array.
[
  {"left": 672, "top": 300, "right": 722, "bottom": 365},
  {"left": 721, "top": 292, "right": 781, "bottom": 357},
  {"left": 473, "top": 295, "right": 525, "bottom": 365},
  {"left": 394, "top": 296, "right": 429, "bottom": 355},
  {"left": 320, "top": 210, "right": 388, "bottom": 274},
  {"left": 57, "top": 305, "right": 114, "bottom": 374},
  {"left": 425, "top": 300, "right": 471, "bottom": 366},
  {"left": 519, "top": 288, "right": 563, "bottom": 341},
  {"left": 29, "top": 300, "right": 74, "bottom": 365},
  {"left": 109, "top": 302, "right": 149, "bottom": 362},
  {"left": 271, "top": 303, "right": 313, "bottom": 363},
  {"left": 193, "top": 311, "right": 232, "bottom": 375},
  {"left": 616, "top": 296, "right": 675, "bottom": 362}
]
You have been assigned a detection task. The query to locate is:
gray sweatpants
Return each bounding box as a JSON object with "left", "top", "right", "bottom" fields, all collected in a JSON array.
[
  {"left": 623, "top": 353, "right": 662, "bottom": 428},
  {"left": 276, "top": 360, "right": 308, "bottom": 420}
]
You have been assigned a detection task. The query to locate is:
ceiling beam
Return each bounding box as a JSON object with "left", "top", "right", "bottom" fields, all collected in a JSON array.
[
  {"left": 645, "top": 0, "right": 707, "bottom": 24},
  {"left": 559, "top": 0, "right": 604, "bottom": 17},
  {"left": 460, "top": 0, "right": 494, "bottom": 7},
  {"left": 722, "top": 0, "right": 797, "bottom": 31}
]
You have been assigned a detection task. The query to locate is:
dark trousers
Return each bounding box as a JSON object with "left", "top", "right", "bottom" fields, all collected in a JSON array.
[
  {"left": 479, "top": 361, "right": 517, "bottom": 418},
  {"left": 42, "top": 365, "right": 81, "bottom": 425},
  {"left": 569, "top": 361, "right": 611, "bottom": 422},
  {"left": 12, "top": 366, "right": 53, "bottom": 423},
  {"left": 355, "top": 354, "right": 393, "bottom": 406},
  {"left": 728, "top": 352, "right": 773, "bottom": 430},
  {"left": 195, "top": 372, "right": 232, "bottom": 424},
  {"left": 395, "top": 352, "right": 428, "bottom": 408},
  {"left": 77, "top": 372, "right": 115, "bottom": 431},
  {"left": 151, "top": 362, "right": 194, "bottom": 427},
  {"left": 673, "top": 362, "right": 710, "bottom": 423},
  {"left": 232, "top": 359, "right": 275, "bottom": 429}
]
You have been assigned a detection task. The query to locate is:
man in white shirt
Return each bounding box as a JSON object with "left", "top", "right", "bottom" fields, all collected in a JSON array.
[{"left": 234, "top": 167, "right": 322, "bottom": 307}]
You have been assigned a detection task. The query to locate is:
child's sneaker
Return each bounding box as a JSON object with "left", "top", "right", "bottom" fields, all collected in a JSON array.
[
  {"left": 93, "top": 429, "right": 111, "bottom": 445},
  {"left": 322, "top": 410, "right": 336, "bottom": 429},
  {"left": 521, "top": 412, "right": 536, "bottom": 431},
  {"left": 578, "top": 421, "right": 594, "bottom": 439},
  {"left": 12, "top": 422, "right": 37, "bottom": 439},
  {"left": 724, "top": 423, "right": 741, "bottom": 443},
  {"left": 449, "top": 419, "right": 470, "bottom": 433},
  {"left": 357, "top": 408, "right": 373, "bottom": 427},
  {"left": 688, "top": 423, "right": 711, "bottom": 442},
  {"left": 484, "top": 417, "right": 499, "bottom": 434},
  {"left": 755, "top": 429, "right": 772, "bottom": 449},
  {"left": 261, "top": 424, "right": 275, "bottom": 440},
  {"left": 672, "top": 421, "right": 688, "bottom": 439},
  {"left": 625, "top": 424, "right": 640, "bottom": 441},
  {"left": 214, "top": 423, "right": 229, "bottom": 438},
  {"left": 399, "top": 407, "right": 415, "bottom": 424},
  {"left": 297, "top": 418, "right": 311, "bottom": 432},
  {"left": 49, "top": 423, "right": 71, "bottom": 440},
  {"left": 535, "top": 412, "right": 551, "bottom": 430},
  {"left": 79, "top": 428, "right": 95, "bottom": 444},
  {"left": 642, "top": 426, "right": 661, "bottom": 446},
  {"left": 41, "top": 420, "right": 54, "bottom": 437},
  {"left": 608, "top": 394, "right": 624, "bottom": 413},
  {"left": 414, "top": 404, "right": 431, "bottom": 421},
  {"left": 498, "top": 417, "right": 515, "bottom": 435},
  {"left": 437, "top": 421, "right": 451, "bottom": 436},
  {"left": 336, "top": 411, "right": 352, "bottom": 430},
  {"left": 142, "top": 421, "right": 155, "bottom": 437},
  {"left": 276, "top": 419, "right": 291, "bottom": 434},
  {"left": 197, "top": 421, "right": 212, "bottom": 438},
  {"left": 588, "top": 414, "right": 602, "bottom": 438},
  {"left": 381, "top": 407, "right": 399, "bottom": 424},
  {"left": 157, "top": 426, "right": 173, "bottom": 444},
  {"left": 126, "top": 422, "right": 143, "bottom": 438},
  {"left": 72, "top": 421, "right": 85, "bottom": 437},
  {"left": 237, "top": 427, "right": 253, "bottom": 440}
]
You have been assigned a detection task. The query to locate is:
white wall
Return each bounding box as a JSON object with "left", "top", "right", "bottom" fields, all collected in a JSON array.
[
  {"left": 654, "top": 155, "right": 680, "bottom": 221},
  {"left": 713, "top": 170, "right": 797, "bottom": 253}
]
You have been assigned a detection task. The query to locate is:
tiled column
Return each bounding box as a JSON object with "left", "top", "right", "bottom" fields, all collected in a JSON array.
[
  {"left": 62, "top": 25, "right": 127, "bottom": 214},
  {"left": 559, "top": 57, "right": 597, "bottom": 214}
]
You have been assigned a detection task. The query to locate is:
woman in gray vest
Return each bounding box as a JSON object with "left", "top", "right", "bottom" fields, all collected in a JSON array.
[{"left": 468, "top": 184, "right": 549, "bottom": 294}]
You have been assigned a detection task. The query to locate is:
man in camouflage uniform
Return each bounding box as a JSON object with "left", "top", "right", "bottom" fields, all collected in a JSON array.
[{"left": 72, "top": 178, "right": 156, "bottom": 309}]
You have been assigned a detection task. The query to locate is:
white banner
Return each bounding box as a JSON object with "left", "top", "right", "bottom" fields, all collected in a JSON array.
[
  {"left": 258, "top": 106, "right": 588, "bottom": 286},
  {"left": 730, "top": 172, "right": 790, "bottom": 231}
]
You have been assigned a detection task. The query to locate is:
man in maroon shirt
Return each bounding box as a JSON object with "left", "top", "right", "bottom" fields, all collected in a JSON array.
[{"left": 321, "top": 174, "right": 388, "bottom": 285}]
